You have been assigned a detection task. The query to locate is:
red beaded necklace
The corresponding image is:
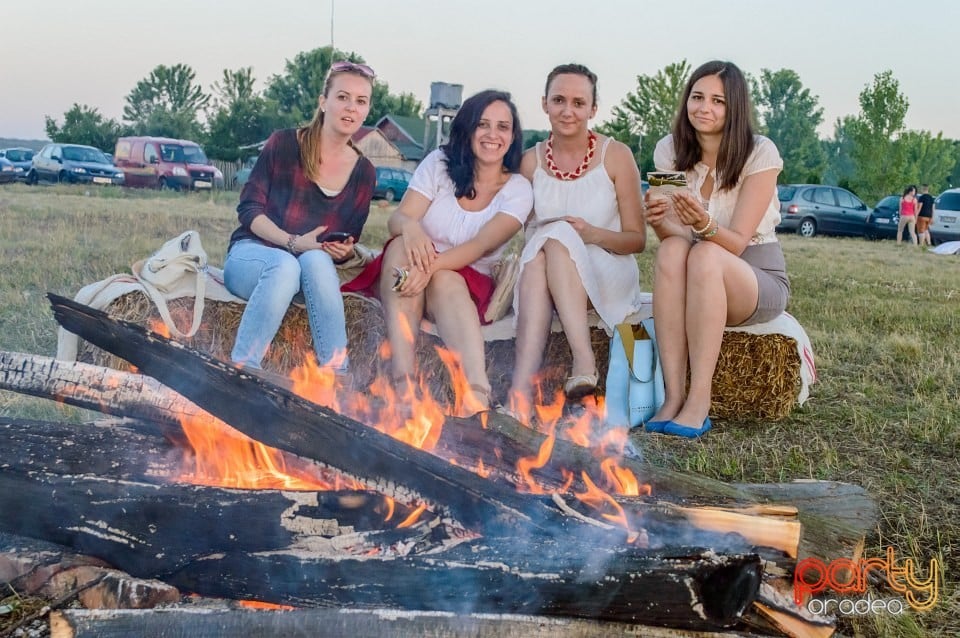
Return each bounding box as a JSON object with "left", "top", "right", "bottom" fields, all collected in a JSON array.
[{"left": 544, "top": 130, "right": 597, "bottom": 181}]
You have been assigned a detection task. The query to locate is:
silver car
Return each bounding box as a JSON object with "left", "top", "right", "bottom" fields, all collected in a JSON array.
[{"left": 930, "top": 188, "right": 960, "bottom": 244}]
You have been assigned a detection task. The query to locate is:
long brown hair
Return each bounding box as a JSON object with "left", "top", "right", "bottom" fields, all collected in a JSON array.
[
  {"left": 297, "top": 67, "right": 374, "bottom": 183},
  {"left": 671, "top": 60, "right": 754, "bottom": 191}
]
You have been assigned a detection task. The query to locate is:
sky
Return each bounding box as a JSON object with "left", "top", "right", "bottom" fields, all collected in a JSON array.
[{"left": 4, "top": 0, "right": 959, "bottom": 143}]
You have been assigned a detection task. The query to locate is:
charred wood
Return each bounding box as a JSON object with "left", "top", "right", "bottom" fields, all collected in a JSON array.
[
  {"left": 166, "top": 545, "right": 762, "bottom": 630},
  {"left": 50, "top": 608, "right": 757, "bottom": 638},
  {"left": 0, "top": 464, "right": 440, "bottom": 577},
  {"left": 47, "top": 294, "right": 587, "bottom": 538}
]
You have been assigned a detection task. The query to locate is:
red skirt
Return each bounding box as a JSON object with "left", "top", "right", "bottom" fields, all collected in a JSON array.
[{"left": 341, "top": 237, "right": 497, "bottom": 325}]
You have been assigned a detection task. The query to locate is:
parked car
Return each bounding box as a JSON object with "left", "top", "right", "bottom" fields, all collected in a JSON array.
[
  {"left": 930, "top": 188, "right": 960, "bottom": 245},
  {"left": 233, "top": 154, "right": 258, "bottom": 189},
  {"left": 373, "top": 166, "right": 412, "bottom": 202},
  {"left": 0, "top": 148, "right": 34, "bottom": 179},
  {"left": 114, "top": 136, "right": 223, "bottom": 190},
  {"left": 865, "top": 195, "right": 900, "bottom": 240},
  {"left": 0, "top": 156, "right": 24, "bottom": 184},
  {"left": 27, "top": 144, "right": 124, "bottom": 186},
  {"left": 775, "top": 184, "right": 871, "bottom": 238}
]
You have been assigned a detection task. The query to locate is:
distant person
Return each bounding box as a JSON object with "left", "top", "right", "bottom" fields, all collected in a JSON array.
[
  {"left": 644, "top": 60, "right": 789, "bottom": 438},
  {"left": 342, "top": 90, "right": 533, "bottom": 416},
  {"left": 897, "top": 185, "right": 918, "bottom": 245},
  {"left": 224, "top": 61, "right": 377, "bottom": 377},
  {"left": 916, "top": 184, "right": 935, "bottom": 246},
  {"left": 505, "top": 63, "right": 646, "bottom": 422}
]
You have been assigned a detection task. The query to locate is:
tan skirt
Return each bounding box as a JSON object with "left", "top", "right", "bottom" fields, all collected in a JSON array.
[{"left": 739, "top": 243, "right": 790, "bottom": 326}]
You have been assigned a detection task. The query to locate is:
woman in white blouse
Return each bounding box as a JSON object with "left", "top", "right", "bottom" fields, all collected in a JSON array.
[
  {"left": 644, "top": 60, "right": 789, "bottom": 438},
  {"left": 342, "top": 90, "right": 533, "bottom": 416}
]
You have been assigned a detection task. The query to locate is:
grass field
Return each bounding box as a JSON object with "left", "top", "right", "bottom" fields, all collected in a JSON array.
[{"left": 0, "top": 183, "right": 957, "bottom": 636}]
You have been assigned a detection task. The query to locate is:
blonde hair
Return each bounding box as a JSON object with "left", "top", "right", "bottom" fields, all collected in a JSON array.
[{"left": 297, "top": 69, "right": 373, "bottom": 182}]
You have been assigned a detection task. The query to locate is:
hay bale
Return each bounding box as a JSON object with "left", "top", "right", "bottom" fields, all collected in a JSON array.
[{"left": 83, "top": 293, "right": 800, "bottom": 420}]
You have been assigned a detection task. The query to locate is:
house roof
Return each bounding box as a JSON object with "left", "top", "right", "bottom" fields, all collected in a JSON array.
[
  {"left": 352, "top": 126, "right": 376, "bottom": 142},
  {"left": 382, "top": 115, "right": 426, "bottom": 145}
]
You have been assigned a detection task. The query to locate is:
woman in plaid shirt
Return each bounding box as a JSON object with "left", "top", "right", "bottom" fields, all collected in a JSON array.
[{"left": 225, "top": 61, "right": 377, "bottom": 376}]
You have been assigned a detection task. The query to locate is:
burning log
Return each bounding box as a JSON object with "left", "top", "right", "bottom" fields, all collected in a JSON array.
[
  {"left": 0, "top": 420, "right": 763, "bottom": 629},
  {"left": 46, "top": 295, "right": 584, "bottom": 540},
  {"left": 0, "top": 347, "right": 871, "bottom": 564}
]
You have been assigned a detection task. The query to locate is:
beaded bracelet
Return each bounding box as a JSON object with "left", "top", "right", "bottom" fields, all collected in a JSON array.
[
  {"left": 692, "top": 214, "right": 713, "bottom": 236},
  {"left": 700, "top": 220, "right": 719, "bottom": 239},
  {"left": 286, "top": 234, "right": 299, "bottom": 253}
]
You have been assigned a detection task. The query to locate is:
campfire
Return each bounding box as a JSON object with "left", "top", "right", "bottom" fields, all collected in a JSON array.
[{"left": 0, "top": 295, "right": 877, "bottom": 636}]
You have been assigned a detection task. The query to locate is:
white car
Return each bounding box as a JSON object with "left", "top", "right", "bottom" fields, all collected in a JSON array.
[{"left": 930, "top": 188, "right": 960, "bottom": 245}]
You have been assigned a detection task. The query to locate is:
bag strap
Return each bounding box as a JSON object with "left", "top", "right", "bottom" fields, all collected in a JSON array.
[
  {"left": 132, "top": 258, "right": 206, "bottom": 339},
  {"left": 616, "top": 321, "right": 658, "bottom": 382}
]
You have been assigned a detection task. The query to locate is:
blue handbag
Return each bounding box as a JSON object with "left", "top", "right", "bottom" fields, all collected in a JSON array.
[{"left": 604, "top": 318, "right": 665, "bottom": 428}]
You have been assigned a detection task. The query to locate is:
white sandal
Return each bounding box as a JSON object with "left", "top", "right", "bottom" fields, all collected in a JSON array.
[{"left": 563, "top": 372, "right": 598, "bottom": 400}]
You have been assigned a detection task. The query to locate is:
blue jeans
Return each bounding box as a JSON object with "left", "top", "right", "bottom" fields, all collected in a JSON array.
[{"left": 224, "top": 240, "right": 349, "bottom": 371}]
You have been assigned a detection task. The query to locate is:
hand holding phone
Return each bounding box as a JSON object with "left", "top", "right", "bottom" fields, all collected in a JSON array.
[{"left": 318, "top": 231, "right": 353, "bottom": 243}]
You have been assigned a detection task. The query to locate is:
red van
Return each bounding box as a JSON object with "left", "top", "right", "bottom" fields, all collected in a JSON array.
[{"left": 114, "top": 136, "right": 223, "bottom": 190}]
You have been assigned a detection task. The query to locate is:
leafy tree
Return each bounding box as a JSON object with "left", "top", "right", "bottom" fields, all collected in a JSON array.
[
  {"left": 897, "top": 130, "right": 956, "bottom": 194},
  {"left": 367, "top": 83, "right": 422, "bottom": 125},
  {"left": 822, "top": 116, "right": 857, "bottom": 188},
  {"left": 845, "top": 70, "right": 909, "bottom": 202},
  {"left": 596, "top": 60, "right": 691, "bottom": 175},
  {"left": 123, "top": 63, "right": 210, "bottom": 139},
  {"left": 266, "top": 46, "right": 422, "bottom": 127},
  {"left": 204, "top": 67, "right": 282, "bottom": 161},
  {"left": 44, "top": 104, "right": 125, "bottom": 152},
  {"left": 754, "top": 69, "right": 826, "bottom": 183}
]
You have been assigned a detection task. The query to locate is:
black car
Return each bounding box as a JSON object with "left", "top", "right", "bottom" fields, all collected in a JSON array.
[
  {"left": 27, "top": 143, "right": 124, "bottom": 186},
  {"left": 865, "top": 195, "right": 900, "bottom": 240},
  {"left": 775, "top": 184, "right": 871, "bottom": 238}
]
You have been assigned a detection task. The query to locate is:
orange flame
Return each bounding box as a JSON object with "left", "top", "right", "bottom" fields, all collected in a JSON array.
[
  {"left": 397, "top": 503, "right": 427, "bottom": 528},
  {"left": 237, "top": 600, "right": 295, "bottom": 611},
  {"left": 148, "top": 318, "right": 171, "bottom": 339}
]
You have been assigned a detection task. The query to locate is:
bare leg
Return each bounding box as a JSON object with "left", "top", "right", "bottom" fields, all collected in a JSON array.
[
  {"left": 379, "top": 239, "right": 423, "bottom": 383},
  {"left": 907, "top": 219, "right": 918, "bottom": 245},
  {"left": 649, "top": 237, "right": 691, "bottom": 423},
  {"left": 542, "top": 239, "right": 594, "bottom": 378},
  {"left": 671, "top": 242, "right": 759, "bottom": 429},
  {"left": 509, "top": 251, "right": 553, "bottom": 410},
  {"left": 427, "top": 270, "right": 491, "bottom": 413}
]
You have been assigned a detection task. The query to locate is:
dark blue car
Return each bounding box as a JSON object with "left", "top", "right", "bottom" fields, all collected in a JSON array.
[
  {"left": 0, "top": 148, "right": 34, "bottom": 180},
  {"left": 28, "top": 143, "right": 124, "bottom": 186}
]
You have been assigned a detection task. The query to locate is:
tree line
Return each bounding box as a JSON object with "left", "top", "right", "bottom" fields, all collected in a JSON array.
[
  {"left": 44, "top": 47, "right": 421, "bottom": 163},
  {"left": 596, "top": 61, "right": 957, "bottom": 204},
  {"left": 44, "top": 47, "right": 957, "bottom": 204}
]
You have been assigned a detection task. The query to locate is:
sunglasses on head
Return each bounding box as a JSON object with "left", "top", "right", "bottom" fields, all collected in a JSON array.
[{"left": 329, "top": 60, "right": 376, "bottom": 79}]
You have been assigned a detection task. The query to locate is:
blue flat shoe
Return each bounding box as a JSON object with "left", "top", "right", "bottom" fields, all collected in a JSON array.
[
  {"left": 643, "top": 420, "right": 669, "bottom": 433},
  {"left": 663, "top": 417, "right": 712, "bottom": 439}
]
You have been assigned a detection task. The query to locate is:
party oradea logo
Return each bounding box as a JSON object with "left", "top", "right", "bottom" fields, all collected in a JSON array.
[{"left": 794, "top": 547, "right": 941, "bottom": 616}]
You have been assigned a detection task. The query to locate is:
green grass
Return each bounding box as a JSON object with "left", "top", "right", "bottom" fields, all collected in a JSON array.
[{"left": 0, "top": 183, "right": 957, "bottom": 636}]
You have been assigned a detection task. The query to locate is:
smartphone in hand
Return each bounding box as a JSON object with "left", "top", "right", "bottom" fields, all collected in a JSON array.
[{"left": 318, "top": 231, "right": 353, "bottom": 243}]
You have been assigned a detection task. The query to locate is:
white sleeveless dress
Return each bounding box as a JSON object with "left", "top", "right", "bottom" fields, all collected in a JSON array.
[{"left": 514, "top": 138, "right": 643, "bottom": 331}]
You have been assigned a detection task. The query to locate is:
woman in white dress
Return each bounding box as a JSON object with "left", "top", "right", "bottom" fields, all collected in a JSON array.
[
  {"left": 645, "top": 60, "right": 789, "bottom": 438},
  {"left": 506, "top": 64, "right": 646, "bottom": 421}
]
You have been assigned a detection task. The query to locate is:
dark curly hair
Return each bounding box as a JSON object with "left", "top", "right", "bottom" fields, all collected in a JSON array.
[{"left": 441, "top": 90, "right": 524, "bottom": 199}]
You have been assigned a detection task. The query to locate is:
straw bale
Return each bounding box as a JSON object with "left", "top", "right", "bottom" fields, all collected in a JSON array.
[{"left": 81, "top": 293, "right": 800, "bottom": 420}]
